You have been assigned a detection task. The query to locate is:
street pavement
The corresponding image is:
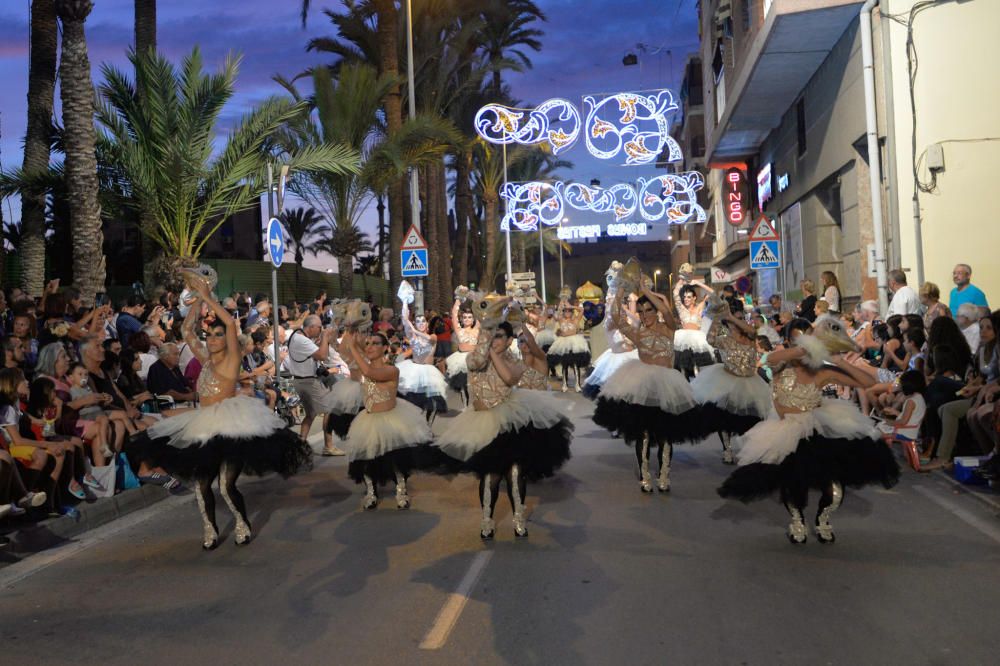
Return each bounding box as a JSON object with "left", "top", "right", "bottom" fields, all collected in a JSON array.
[{"left": 1, "top": 391, "right": 998, "bottom": 665}]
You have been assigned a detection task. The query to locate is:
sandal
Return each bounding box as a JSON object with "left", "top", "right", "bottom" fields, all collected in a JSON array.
[{"left": 68, "top": 481, "right": 87, "bottom": 501}]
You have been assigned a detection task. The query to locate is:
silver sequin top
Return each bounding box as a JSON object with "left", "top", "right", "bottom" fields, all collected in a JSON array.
[
  {"left": 467, "top": 328, "right": 523, "bottom": 409},
  {"left": 773, "top": 368, "right": 823, "bottom": 411},
  {"left": 455, "top": 326, "right": 479, "bottom": 346},
  {"left": 635, "top": 328, "right": 675, "bottom": 366},
  {"left": 710, "top": 324, "right": 758, "bottom": 378},
  {"left": 362, "top": 375, "right": 395, "bottom": 412},
  {"left": 197, "top": 362, "right": 229, "bottom": 401},
  {"left": 558, "top": 319, "right": 579, "bottom": 335},
  {"left": 518, "top": 365, "right": 548, "bottom": 391}
]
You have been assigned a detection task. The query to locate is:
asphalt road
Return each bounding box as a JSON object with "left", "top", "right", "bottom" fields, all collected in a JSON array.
[{"left": 2, "top": 392, "right": 998, "bottom": 665}]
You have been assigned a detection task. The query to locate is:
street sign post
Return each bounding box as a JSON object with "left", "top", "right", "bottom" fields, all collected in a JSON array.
[
  {"left": 401, "top": 248, "right": 429, "bottom": 277},
  {"left": 750, "top": 240, "right": 781, "bottom": 270},
  {"left": 267, "top": 217, "right": 285, "bottom": 269},
  {"left": 400, "top": 224, "right": 429, "bottom": 312}
]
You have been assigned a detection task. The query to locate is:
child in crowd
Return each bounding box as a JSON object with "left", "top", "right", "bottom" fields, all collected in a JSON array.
[
  {"left": 0, "top": 368, "right": 50, "bottom": 516},
  {"left": 881, "top": 370, "right": 928, "bottom": 470},
  {"left": 27, "top": 376, "right": 99, "bottom": 497},
  {"left": 755, "top": 335, "right": 773, "bottom": 382}
]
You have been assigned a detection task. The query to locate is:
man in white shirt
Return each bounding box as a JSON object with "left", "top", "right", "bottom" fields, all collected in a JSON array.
[
  {"left": 286, "top": 315, "right": 343, "bottom": 456},
  {"left": 956, "top": 303, "right": 981, "bottom": 353},
  {"left": 885, "top": 269, "right": 921, "bottom": 318}
]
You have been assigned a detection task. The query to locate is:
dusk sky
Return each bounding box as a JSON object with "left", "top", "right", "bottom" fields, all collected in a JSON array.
[{"left": 0, "top": 0, "right": 700, "bottom": 272}]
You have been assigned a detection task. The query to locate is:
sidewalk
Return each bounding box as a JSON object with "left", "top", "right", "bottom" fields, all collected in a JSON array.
[{"left": 932, "top": 469, "right": 1000, "bottom": 513}]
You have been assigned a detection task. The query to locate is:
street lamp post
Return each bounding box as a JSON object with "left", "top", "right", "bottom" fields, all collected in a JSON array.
[
  {"left": 559, "top": 216, "right": 567, "bottom": 294},
  {"left": 405, "top": 0, "right": 423, "bottom": 313}
]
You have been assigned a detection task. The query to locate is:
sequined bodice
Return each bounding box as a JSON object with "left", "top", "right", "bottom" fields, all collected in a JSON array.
[
  {"left": 518, "top": 365, "right": 548, "bottom": 391},
  {"left": 362, "top": 375, "right": 395, "bottom": 412},
  {"left": 409, "top": 333, "right": 434, "bottom": 359},
  {"left": 773, "top": 368, "right": 822, "bottom": 411},
  {"left": 636, "top": 329, "right": 674, "bottom": 365},
  {"left": 470, "top": 351, "right": 521, "bottom": 409},
  {"left": 456, "top": 326, "right": 478, "bottom": 345},
  {"left": 197, "top": 362, "right": 231, "bottom": 401},
  {"left": 678, "top": 308, "right": 701, "bottom": 326},
  {"left": 715, "top": 328, "right": 757, "bottom": 377},
  {"left": 558, "top": 320, "right": 578, "bottom": 335}
]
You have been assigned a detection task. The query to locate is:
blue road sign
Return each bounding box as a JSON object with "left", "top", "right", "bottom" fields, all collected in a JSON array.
[
  {"left": 401, "top": 248, "right": 429, "bottom": 277},
  {"left": 750, "top": 239, "right": 781, "bottom": 270},
  {"left": 267, "top": 217, "right": 285, "bottom": 268}
]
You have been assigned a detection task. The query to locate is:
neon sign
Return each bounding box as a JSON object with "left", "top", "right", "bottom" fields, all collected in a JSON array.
[
  {"left": 756, "top": 163, "right": 773, "bottom": 211},
  {"left": 557, "top": 181, "right": 638, "bottom": 221},
  {"left": 557, "top": 223, "right": 648, "bottom": 240},
  {"left": 637, "top": 171, "right": 707, "bottom": 224},
  {"left": 499, "top": 181, "right": 565, "bottom": 231},
  {"left": 583, "top": 90, "right": 681, "bottom": 165},
  {"left": 725, "top": 167, "right": 747, "bottom": 226},
  {"left": 474, "top": 98, "right": 581, "bottom": 155}
]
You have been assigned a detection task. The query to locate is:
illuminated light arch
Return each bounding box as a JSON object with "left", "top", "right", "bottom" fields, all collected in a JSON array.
[
  {"left": 474, "top": 98, "right": 581, "bottom": 155},
  {"left": 583, "top": 90, "right": 682, "bottom": 165},
  {"left": 637, "top": 171, "right": 707, "bottom": 224},
  {"left": 499, "top": 182, "right": 565, "bottom": 231},
  {"left": 557, "top": 182, "right": 638, "bottom": 221}
]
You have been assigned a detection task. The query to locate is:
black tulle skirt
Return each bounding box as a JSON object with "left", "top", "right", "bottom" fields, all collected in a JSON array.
[
  {"left": 398, "top": 391, "right": 448, "bottom": 414},
  {"left": 462, "top": 420, "right": 574, "bottom": 481},
  {"left": 718, "top": 434, "right": 900, "bottom": 505},
  {"left": 348, "top": 445, "right": 447, "bottom": 485},
  {"left": 592, "top": 399, "right": 706, "bottom": 444},
  {"left": 447, "top": 371, "right": 468, "bottom": 393},
  {"left": 674, "top": 349, "right": 716, "bottom": 378},
  {"left": 325, "top": 411, "right": 359, "bottom": 438},
  {"left": 697, "top": 403, "right": 764, "bottom": 437}
]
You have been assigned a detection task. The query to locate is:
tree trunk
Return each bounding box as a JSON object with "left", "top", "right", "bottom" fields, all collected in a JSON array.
[
  {"left": 419, "top": 164, "right": 439, "bottom": 312},
  {"left": 20, "top": 0, "right": 58, "bottom": 297},
  {"left": 376, "top": 192, "right": 386, "bottom": 277},
  {"left": 481, "top": 196, "right": 498, "bottom": 293},
  {"left": 452, "top": 148, "right": 471, "bottom": 288},
  {"left": 134, "top": 0, "right": 156, "bottom": 56},
  {"left": 337, "top": 255, "right": 353, "bottom": 298},
  {"left": 471, "top": 203, "right": 483, "bottom": 288},
  {"left": 56, "top": 0, "right": 106, "bottom": 304},
  {"left": 435, "top": 160, "right": 451, "bottom": 307},
  {"left": 374, "top": 0, "right": 404, "bottom": 295}
]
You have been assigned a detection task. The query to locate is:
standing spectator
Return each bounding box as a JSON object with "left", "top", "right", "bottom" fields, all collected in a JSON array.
[
  {"left": 949, "top": 264, "right": 989, "bottom": 314},
  {"left": 116, "top": 295, "right": 147, "bottom": 348},
  {"left": 920, "top": 282, "right": 951, "bottom": 329},
  {"left": 794, "top": 279, "right": 818, "bottom": 322},
  {"left": 146, "top": 343, "right": 198, "bottom": 403},
  {"left": 820, "top": 271, "right": 841, "bottom": 314},
  {"left": 286, "top": 315, "right": 343, "bottom": 456},
  {"left": 956, "top": 303, "right": 981, "bottom": 354},
  {"left": 885, "top": 269, "right": 921, "bottom": 318}
]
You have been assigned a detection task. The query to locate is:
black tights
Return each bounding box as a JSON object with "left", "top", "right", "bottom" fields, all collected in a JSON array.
[
  {"left": 196, "top": 461, "right": 248, "bottom": 534},
  {"left": 479, "top": 468, "right": 527, "bottom": 518},
  {"left": 632, "top": 435, "right": 671, "bottom": 472}
]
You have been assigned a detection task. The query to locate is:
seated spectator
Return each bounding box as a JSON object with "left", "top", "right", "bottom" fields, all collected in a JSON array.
[
  {"left": 925, "top": 316, "right": 973, "bottom": 378},
  {"left": 12, "top": 312, "right": 40, "bottom": 371},
  {"left": 755, "top": 336, "right": 774, "bottom": 382},
  {"left": 921, "top": 345, "right": 969, "bottom": 461},
  {"left": 240, "top": 333, "right": 277, "bottom": 408},
  {"left": 956, "top": 303, "right": 981, "bottom": 355},
  {"left": 0, "top": 369, "right": 50, "bottom": 515},
  {"left": 129, "top": 330, "right": 159, "bottom": 380},
  {"left": 27, "top": 375, "right": 98, "bottom": 497},
  {"left": 102, "top": 337, "right": 122, "bottom": 357},
  {"left": 882, "top": 370, "right": 928, "bottom": 470},
  {"left": 920, "top": 282, "right": 951, "bottom": 329},
  {"left": 115, "top": 294, "right": 146, "bottom": 348},
  {"left": 116, "top": 348, "right": 156, "bottom": 410},
  {"left": 3, "top": 337, "right": 25, "bottom": 371},
  {"left": 815, "top": 300, "right": 831, "bottom": 317},
  {"left": 146, "top": 343, "right": 198, "bottom": 403}
]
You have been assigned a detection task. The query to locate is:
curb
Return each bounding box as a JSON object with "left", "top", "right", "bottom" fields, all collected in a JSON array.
[
  {"left": 932, "top": 469, "right": 1000, "bottom": 514},
  {"left": 2, "top": 485, "right": 173, "bottom": 559}
]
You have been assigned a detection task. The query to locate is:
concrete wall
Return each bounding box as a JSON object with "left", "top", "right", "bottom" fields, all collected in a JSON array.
[{"left": 882, "top": 0, "right": 1000, "bottom": 305}]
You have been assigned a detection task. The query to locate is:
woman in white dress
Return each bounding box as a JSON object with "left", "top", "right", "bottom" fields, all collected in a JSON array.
[
  {"left": 673, "top": 273, "right": 716, "bottom": 379},
  {"left": 446, "top": 290, "right": 480, "bottom": 407},
  {"left": 396, "top": 296, "right": 448, "bottom": 423},
  {"left": 546, "top": 302, "right": 591, "bottom": 392}
]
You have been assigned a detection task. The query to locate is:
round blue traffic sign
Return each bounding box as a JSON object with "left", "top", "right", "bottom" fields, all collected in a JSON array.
[{"left": 267, "top": 217, "right": 285, "bottom": 268}]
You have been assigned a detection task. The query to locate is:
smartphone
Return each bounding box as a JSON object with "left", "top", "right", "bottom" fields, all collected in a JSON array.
[{"left": 95, "top": 292, "right": 108, "bottom": 307}]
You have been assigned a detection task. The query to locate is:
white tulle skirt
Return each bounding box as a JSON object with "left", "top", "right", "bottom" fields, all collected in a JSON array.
[
  {"left": 445, "top": 351, "right": 469, "bottom": 378},
  {"left": 597, "top": 360, "right": 696, "bottom": 412},
  {"left": 396, "top": 359, "right": 448, "bottom": 397},
  {"left": 736, "top": 399, "right": 879, "bottom": 466},
  {"left": 345, "top": 399, "right": 435, "bottom": 462},
  {"left": 328, "top": 377, "right": 364, "bottom": 416},
  {"left": 548, "top": 334, "right": 589, "bottom": 356},
  {"left": 536, "top": 328, "right": 556, "bottom": 348},
  {"left": 146, "top": 395, "right": 285, "bottom": 448},
  {"left": 584, "top": 348, "right": 639, "bottom": 390},
  {"left": 673, "top": 328, "right": 714, "bottom": 354},
  {"left": 690, "top": 364, "right": 772, "bottom": 420},
  {"left": 436, "top": 390, "right": 567, "bottom": 458}
]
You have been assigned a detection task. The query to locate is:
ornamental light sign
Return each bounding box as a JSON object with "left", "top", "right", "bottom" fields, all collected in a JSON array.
[{"left": 725, "top": 167, "right": 748, "bottom": 226}]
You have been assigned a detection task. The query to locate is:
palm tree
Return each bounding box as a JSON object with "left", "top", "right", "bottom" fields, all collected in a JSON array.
[
  {"left": 280, "top": 207, "right": 327, "bottom": 266},
  {"left": 56, "top": 0, "right": 106, "bottom": 302},
  {"left": 480, "top": 0, "right": 545, "bottom": 99},
  {"left": 314, "top": 225, "right": 373, "bottom": 297},
  {"left": 471, "top": 139, "right": 507, "bottom": 292},
  {"left": 19, "top": 0, "right": 58, "bottom": 296},
  {"left": 134, "top": 0, "right": 156, "bottom": 56}
]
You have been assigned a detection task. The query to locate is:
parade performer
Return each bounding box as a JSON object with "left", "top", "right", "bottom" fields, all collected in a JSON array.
[
  {"left": 532, "top": 306, "right": 557, "bottom": 353},
  {"left": 690, "top": 297, "right": 773, "bottom": 464},
  {"left": 446, "top": 287, "right": 480, "bottom": 407},
  {"left": 510, "top": 305, "right": 549, "bottom": 391},
  {"left": 132, "top": 268, "right": 312, "bottom": 549},
  {"left": 583, "top": 261, "right": 640, "bottom": 400},
  {"left": 395, "top": 282, "right": 448, "bottom": 423},
  {"left": 323, "top": 300, "right": 371, "bottom": 443},
  {"left": 673, "top": 267, "right": 716, "bottom": 379},
  {"left": 593, "top": 263, "right": 704, "bottom": 493},
  {"left": 718, "top": 316, "right": 900, "bottom": 544},
  {"left": 546, "top": 300, "right": 591, "bottom": 392},
  {"left": 344, "top": 330, "right": 435, "bottom": 510},
  {"left": 436, "top": 296, "right": 573, "bottom": 539}
]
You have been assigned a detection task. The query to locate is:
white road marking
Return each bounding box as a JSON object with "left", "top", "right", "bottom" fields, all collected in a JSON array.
[
  {"left": 913, "top": 485, "right": 1000, "bottom": 545},
  {"left": 419, "top": 550, "right": 494, "bottom": 650},
  {"left": 0, "top": 493, "right": 189, "bottom": 589}
]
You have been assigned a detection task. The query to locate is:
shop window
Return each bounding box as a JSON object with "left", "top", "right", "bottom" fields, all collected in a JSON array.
[{"left": 796, "top": 98, "right": 807, "bottom": 157}]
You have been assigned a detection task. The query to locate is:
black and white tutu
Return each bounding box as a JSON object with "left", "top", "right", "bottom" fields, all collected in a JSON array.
[
  {"left": 324, "top": 378, "right": 365, "bottom": 438},
  {"left": 547, "top": 334, "right": 591, "bottom": 369},
  {"left": 129, "top": 395, "right": 313, "bottom": 480},
  {"left": 718, "top": 399, "right": 900, "bottom": 503},
  {"left": 673, "top": 328, "right": 715, "bottom": 377},
  {"left": 690, "top": 364, "right": 773, "bottom": 436},
  {"left": 592, "top": 360, "right": 705, "bottom": 443},
  {"left": 344, "top": 399, "right": 436, "bottom": 485},
  {"left": 535, "top": 327, "right": 556, "bottom": 352},
  {"left": 396, "top": 359, "right": 448, "bottom": 413},
  {"left": 581, "top": 348, "right": 639, "bottom": 400},
  {"left": 435, "top": 390, "right": 573, "bottom": 481},
  {"left": 445, "top": 351, "right": 469, "bottom": 392}
]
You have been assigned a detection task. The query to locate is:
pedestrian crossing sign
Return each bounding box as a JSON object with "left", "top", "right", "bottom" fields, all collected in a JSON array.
[
  {"left": 750, "top": 240, "right": 781, "bottom": 269},
  {"left": 401, "top": 248, "right": 429, "bottom": 277}
]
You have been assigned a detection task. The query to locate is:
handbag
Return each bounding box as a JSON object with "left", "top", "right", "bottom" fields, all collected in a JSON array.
[
  {"left": 115, "top": 452, "right": 141, "bottom": 491},
  {"left": 89, "top": 459, "right": 117, "bottom": 498}
]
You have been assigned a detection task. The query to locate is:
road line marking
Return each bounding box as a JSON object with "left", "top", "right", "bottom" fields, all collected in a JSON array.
[
  {"left": 419, "top": 550, "right": 493, "bottom": 650},
  {"left": 913, "top": 485, "right": 1000, "bottom": 545},
  {"left": 0, "top": 493, "right": 189, "bottom": 589}
]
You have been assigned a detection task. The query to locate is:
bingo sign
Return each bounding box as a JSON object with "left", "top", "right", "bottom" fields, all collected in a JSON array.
[{"left": 724, "top": 167, "right": 747, "bottom": 226}]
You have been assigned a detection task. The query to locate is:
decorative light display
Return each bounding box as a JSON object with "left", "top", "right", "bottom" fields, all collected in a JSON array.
[
  {"left": 557, "top": 181, "right": 637, "bottom": 221},
  {"left": 583, "top": 90, "right": 682, "bottom": 165},
  {"left": 474, "top": 98, "right": 581, "bottom": 155},
  {"left": 499, "top": 181, "right": 565, "bottom": 231},
  {"left": 637, "top": 171, "right": 707, "bottom": 224}
]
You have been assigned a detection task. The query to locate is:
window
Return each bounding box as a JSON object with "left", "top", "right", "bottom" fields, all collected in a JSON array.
[
  {"left": 796, "top": 98, "right": 807, "bottom": 157},
  {"left": 712, "top": 42, "right": 727, "bottom": 124},
  {"left": 741, "top": 0, "right": 752, "bottom": 32}
]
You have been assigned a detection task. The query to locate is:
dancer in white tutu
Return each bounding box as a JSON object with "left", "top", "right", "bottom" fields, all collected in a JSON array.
[
  {"left": 531, "top": 306, "right": 556, "bottom": 353},
  {"left": 436, "top": 297, "right": 573, "bottom": 539},
  {"left": 593, "top": 265, "right": 704, "bottom": 493},
  {"left": 344, "top": 331, "right": 435, "bottom": 510},
  {"left": 690, "top": 298, "right": 772, "bottom": 464},
  {"left": 446, "top": 287, "right": 480, "bottom": 407},
  {"left": 395, "top": 284, "right": 448, "bottom": 423},
  {"left": 718, "top": 316, "right": 900, "bottom": 544},
  {"left": 516, "top": 323, "right": 550, "bottom": 391},
  {"left": 323, "top": 301, "right": 369, "bottom": 445},
  {"left": 131, "top": 269, "right": 311, "bottom": 549},
  {"left": 547, "top": 301, "right": 590, "bottom": 392},
  {"left": 672, "top": 268, "right": 716, "bottom": 379},
  {"left": 583, "top": 261, "right": 639, "bottom": 400}
]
